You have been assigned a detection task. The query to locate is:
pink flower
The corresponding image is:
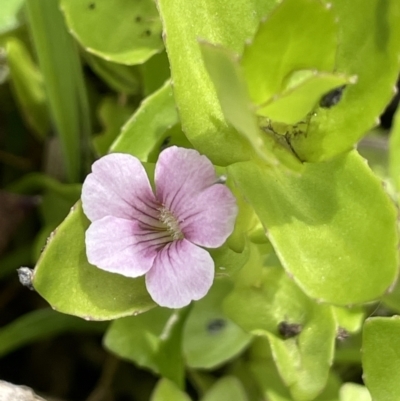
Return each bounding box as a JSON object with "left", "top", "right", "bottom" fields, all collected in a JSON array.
[{"left": 81, "top": 146, "right": 238, "bottom": 308}]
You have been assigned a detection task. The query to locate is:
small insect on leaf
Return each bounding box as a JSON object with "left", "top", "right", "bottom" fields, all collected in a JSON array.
[
  {"left": 278, "top": 321, "right": 302, "bottom": 339},
  {"left": 319, "top": 85, "right": 346, "bottom": 108}
]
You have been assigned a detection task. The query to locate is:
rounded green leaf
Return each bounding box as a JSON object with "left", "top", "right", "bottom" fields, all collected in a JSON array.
[
  {"left": 229, "top": 151, "right": 398, "bottom": 305},
  {"left": 241, "top": 0, "right": 337, "bottom": 105},
  {"left": 183, "top": 280, "right": 252, "bottom": 369},
  {"left": 60, "top": 0, "right": 163, "bottom": 65},
  {"left": 291, "top": 0, "right": 400, "bottom": 161},
  {"left": 202, "top": 377, "right": 248, "bottom": 401},
  {"left": 33, "top": 202, "right": 155, "bottom": 320},
  {"left": 362, "top": 317, "right": 400, "bottom": 401}
]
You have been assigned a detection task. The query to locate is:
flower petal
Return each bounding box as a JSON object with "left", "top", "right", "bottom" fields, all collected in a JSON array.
[
  {"left": 179, "top": 184, "right": 238, "bottom": 248},
  {"left": 82, "top": 153, "right": 160, "bottom": 224},
  {"left": 155, "top": 147, "right": 217, "bottom": 213},
  {"left": 85, "top": 216, "right": 160, "bottom": 277},
  {"left": 145, "top": 239, "right": 214, "bottom": 308}
]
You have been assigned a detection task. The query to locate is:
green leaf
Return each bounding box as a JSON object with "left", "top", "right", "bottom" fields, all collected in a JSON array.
[
  {"left": 200, "top": 42, "right": 302, "bottom": 171},
  {"left": 0, "top": 308, "right": 107, "bottom": 358},
  {"left": 0, "top": 0, "right": 24, "bottom": 34},
  {"left": 32, "top": 202, "right": 155, "bottom": 320},
  {"left": 257, "top": 72, "right": 353, "bottom": 125},
  {"left": 290, "top": 0, "right": 400, "bottom": 162},
  {"left": 183, "top": 280, "right": 252, "bottom": 369},
  {"left": 229, "top": 151, "right": 398, "bottom": 305},
  {"left": 150, "top": 379, "right": 191, "bottom": 401},
  {"left": 26, "top": 0, "right": 91, "bottom": 182},
  {"left": 104, "top": 308, "right": 171, "bottom": 373},
  {"left": 105, "top": 307, "right": 189, "bottom": 387},
  {"left": 241, "top": 0, "right": 337, "bottom": 106},
  {"left": 209, "top": 242, "right": 250, "bottom": 278},
  {"left": 339, "top": 383, "right": 371, "bottom": 401},
  {"left": 362, "top": 317, "right": 400, "bottom": 401},
  {"left": 85, "top": 53, "right": 141, "bottom": 95},
  {"left": 201, "top": 377, "right": 248, "bottom": 401},
  {"left": 389, "top": 103, "right": 400, "bottom": 193},
  {"left": 110, "top": 81, "right": 181, "bottom": 161},
  {"left": 139, "top": 51, "right": 171, "bottom": 96},
  {"left": 93, "top": 97, "right": 134, "bottom": 156},
  {"left": 224, "top": 266, "right": 336, "bottom": 401},
  {"left": 331, "top": 306, "right": 365, "bottom": 334},
  {"left": 6, "top": 38, "right": 50, "bottom": 139},
  {"left": 60, "top": 0, "right": 163, "bottom": 65},
  {"left": 157, "top": 0, "right": 278, "bottom": 165}
]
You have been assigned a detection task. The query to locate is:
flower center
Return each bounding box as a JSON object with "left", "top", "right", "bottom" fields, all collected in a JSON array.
[{"left": 158, "top": 206, "right": 184, "bottom": 240}]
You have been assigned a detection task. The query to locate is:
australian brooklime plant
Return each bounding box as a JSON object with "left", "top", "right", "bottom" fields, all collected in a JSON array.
[{"left": 2, "top": 0, "right": 400, "bottom": 399}]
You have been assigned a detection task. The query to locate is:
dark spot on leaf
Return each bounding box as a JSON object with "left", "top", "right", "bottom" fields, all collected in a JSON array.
[
  {"left": 88, "top": 2, "right": 96, "bottom": 9},
  {"left": 142, "top": 29, "right": 152, "bottom": 37},
  {"left": 135, "top": 16, "right": 142, "bottom": 22},
  {"left": 17, "top": 267, "right": 35, "bottom": 291},
  {"left": 278, "top": 321, "right": 302, "bottom": 339},
  {"left": 207, "top": 318, "right": 226, "bottom": 334},
  {"left": 320, "top": 85, "right": 346, "bottom": 108}
]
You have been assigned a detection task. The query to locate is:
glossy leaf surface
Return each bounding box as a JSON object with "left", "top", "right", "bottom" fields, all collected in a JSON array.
[
  {"left": 33, "top": 202, "right": 155, "bottom": 320},
  {"left": 241, "top": 0, "right": 337, "bottom": 105},
  {"left": 229, "top": 151, "right": 398, "bottom": 305},
  {"left": 60, "top": 0, "right": 163, "bottom": 65}
]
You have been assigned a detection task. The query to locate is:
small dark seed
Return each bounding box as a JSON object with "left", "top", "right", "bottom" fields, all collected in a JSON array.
[
  {"left": 278, "top": 321, "right": 302, "bottom": 339},
  {"left": 135, "top": 16, "right": 142, "bottom": 22},
  {"left": 320, "top": 85, "right": 346, "bottom": 108},
  {"left": 88, "top": 2, "right": 96, "bottom": 9},
  {"left": 207, "top": 318, "right": 226, "bottom": 334}
]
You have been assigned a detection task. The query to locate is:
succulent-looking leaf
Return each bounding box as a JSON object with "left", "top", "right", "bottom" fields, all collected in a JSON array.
[
  {"left": 60, "top": 0, "right": 163, "bottom": 65},
  {"left": 229, "top": 151, "right": 398, "bottom": 305},
  {"left": 33, "top": 202, "right": 155, "bottom": 321}
]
